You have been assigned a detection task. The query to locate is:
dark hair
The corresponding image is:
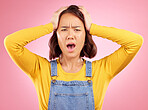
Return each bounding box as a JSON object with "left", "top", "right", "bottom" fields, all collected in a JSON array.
[{"left": 49, "top": 5, "right": 97, "bottom": 60}]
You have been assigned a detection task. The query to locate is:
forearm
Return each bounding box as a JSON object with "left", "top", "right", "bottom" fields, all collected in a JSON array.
[
  {"left": 4, "top": 23, "right": 53, "bottom": 77},
  {"left": 90, "top": 23, "right": 143, "bottom": 55},
  {"left": 4, "top": 23, "right": 53, "bottom": 48}
]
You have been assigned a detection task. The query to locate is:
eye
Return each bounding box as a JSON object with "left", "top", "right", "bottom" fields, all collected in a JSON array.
[
  {"left": 74, "top": 29, "right": 81, "bottom": 31},
  {"left": 61, "top": 29, "right": 67, "bottom": 31}
]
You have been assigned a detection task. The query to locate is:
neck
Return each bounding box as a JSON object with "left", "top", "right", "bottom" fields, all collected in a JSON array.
[{"left": 59, "top": 54, "right": 84, "bottom": 68}]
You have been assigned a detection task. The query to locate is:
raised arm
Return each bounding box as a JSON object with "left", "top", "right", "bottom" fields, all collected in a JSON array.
[
  {"left": 4, "top": 23, "right": 53, "bottom": 78},
  {"left": 4, "top": 6, "right": 69, "bottom": 79},
  {"left": 79, "top": 6, "right": 144, "bottom": 79},
  {"left": 90, "top": 23, "right": 143, "bottom": 79},
  {"left": 4, "top": 6, "right": 68, "bottom": 79}
]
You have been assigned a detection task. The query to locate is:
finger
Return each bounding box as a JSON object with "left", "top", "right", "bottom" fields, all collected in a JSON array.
[
  {"left": 53, "top": 6, "right": 68, "bottom": 19},
  {"left": 79, "top": 6, "right": 87, "bottom": 12},
  {"left": 78, "top": 6, "right": 84, "bottom": 9},
  {"left": 79, "top": 8, "right": 90, "bottom": 18},
  {"left": 56, "top": 6, "right": 68, "bottom": 13}
]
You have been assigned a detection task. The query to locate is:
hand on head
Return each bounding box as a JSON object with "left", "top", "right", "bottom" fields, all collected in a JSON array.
[
  {"left": 50, "top": 6, "right": 68, "bottom": 30},
  {"left": 78, "top": 6, "right": 92, "bottom": 31},
  {"left": 50, "top": 5, "right": 92, "bottom": 31}
]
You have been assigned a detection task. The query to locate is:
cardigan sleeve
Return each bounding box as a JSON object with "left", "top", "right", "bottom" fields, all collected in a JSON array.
[
  {"left": 4, "top": 23, "right": 53, "bottom": 79},
  {"left": 90, "top": 23, "right": 143, "bottom": 79}
]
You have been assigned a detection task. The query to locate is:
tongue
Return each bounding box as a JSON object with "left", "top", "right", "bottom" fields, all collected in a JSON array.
[
  {"left": 68, "top": 45, "right": 75, "bottom": 49},
  {"left": 67, "top": 45, "right": 75, "bottom": 52}
]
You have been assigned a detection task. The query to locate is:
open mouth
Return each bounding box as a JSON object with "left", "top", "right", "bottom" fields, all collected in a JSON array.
[
  {"left": 66, "top": 43, "right": 76, "bottom": 52},
  {"left": 67, "top": 44, "right": 75, "bottom": 48}
]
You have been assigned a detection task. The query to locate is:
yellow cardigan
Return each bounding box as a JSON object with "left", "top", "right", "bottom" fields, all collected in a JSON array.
[{"left": 4, "top": 23, "right": 143, "bottom": 110}]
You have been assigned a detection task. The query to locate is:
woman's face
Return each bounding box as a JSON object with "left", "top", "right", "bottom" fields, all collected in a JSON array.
[{"left": 57, "top": 13, "right": 85, "bottom": 58}]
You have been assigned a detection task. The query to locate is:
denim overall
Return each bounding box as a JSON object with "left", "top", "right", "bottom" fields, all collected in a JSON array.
[{"left": 48, "top": 59, "right": 95, "bottom": 110}]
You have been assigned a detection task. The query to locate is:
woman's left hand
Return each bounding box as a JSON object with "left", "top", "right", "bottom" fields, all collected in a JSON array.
[{"left": 79, "top": 6, "right": 92, "bottom": 32}]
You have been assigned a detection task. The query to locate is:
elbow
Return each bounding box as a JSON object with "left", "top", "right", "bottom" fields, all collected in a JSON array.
[
  {"left": 4, "top": 36, "right": 9, "bottom": 49},
  {"left": 125, "top": 34, "right": 144, "bottom": 55},
  {"left": 4, "top": 35, "right": 13, "bottom": 50},
  {"left": 137, "top": 34, "right": 144, "bottom": 47}
]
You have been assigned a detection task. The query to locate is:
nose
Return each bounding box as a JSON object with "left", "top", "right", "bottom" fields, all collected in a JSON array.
[
  {"left": 67, "top": 29, "right": 74, "bottom": 40},
  {"left": 67, "top": 35, "right": 74, "bottom": 40}
]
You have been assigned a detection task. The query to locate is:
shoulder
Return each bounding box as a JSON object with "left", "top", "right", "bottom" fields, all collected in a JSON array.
[{"left": 91, "top": 58, "right": 107, "bottom": 72}]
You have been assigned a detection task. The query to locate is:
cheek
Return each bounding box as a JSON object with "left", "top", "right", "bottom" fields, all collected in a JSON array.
[
  {"left": 57, "top": 31, "right": 63, "bottom": 41},
  {"left": 78, "top": 32, "right": 85, "bottom": 42},
  {"left": 57, "top": 32, "right": 65, "bottom": 50},
  {"left": 77, "top": 33, "right": 85, "bottom": 48}
]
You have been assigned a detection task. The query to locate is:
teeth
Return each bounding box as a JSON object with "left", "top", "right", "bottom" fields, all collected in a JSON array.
[
  {"left": 67, "top": 44, "right": 75, "bottom": 49},
  {"left": 67, "top": 44, "right": 75, "bottom": 47}
]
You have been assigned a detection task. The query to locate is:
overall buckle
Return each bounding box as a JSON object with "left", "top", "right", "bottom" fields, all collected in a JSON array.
[
  {"left": 52, "top": 79, "right": 56, "bottom": 83},
  {"left": 87, "top": 80, "right": 91, "bottom": 83}
]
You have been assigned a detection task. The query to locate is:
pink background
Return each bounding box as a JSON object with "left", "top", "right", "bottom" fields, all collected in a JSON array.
[{"left": 0, "top": 0, "right": 147, "bottom": 110}]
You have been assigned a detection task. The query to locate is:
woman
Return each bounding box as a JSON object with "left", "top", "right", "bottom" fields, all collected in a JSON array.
[{"left": 4, "top": 5, "right": 143, "bottom": 110}]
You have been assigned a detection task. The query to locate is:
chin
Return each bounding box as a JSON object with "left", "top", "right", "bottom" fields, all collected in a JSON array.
[{"left": 63, "top": 52, "right": 80, "bottom": 58}]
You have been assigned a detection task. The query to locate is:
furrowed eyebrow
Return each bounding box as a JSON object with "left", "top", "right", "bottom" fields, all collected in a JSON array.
[{"left": 61, "top": 26, "right": 81, "bottom": 28}]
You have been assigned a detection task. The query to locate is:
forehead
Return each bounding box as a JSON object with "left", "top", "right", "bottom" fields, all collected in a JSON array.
[{"left": 59, "top": 13, "right": 84, "bottom": 26}]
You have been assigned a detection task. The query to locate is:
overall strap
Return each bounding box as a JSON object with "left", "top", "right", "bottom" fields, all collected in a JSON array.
[
  {"left": 50, "top": 59, "right": 92, "bottom": 83},
  {"left": 86, "top": 60, "right": 92, "bottom": 77},
  {"left": 50, "top": 60, "right": 57, "bottom": 77}
]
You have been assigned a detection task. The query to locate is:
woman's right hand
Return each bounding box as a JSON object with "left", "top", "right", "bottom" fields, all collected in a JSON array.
[{"left": 50, "top": 6, "right": 68, "bottom": 30}]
